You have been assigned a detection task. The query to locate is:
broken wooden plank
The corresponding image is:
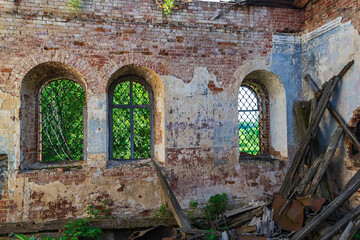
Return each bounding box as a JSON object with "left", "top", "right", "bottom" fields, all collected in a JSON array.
[
  {"left": 236, "top": 225, "right": 257, "bottom": 234},
  {"left": 308, "top": 126, "right": 343, "bottom": 195},
  {"left": 293, "top": 0, "right": 311, "bottom": 8},
  {"left": 291, "top": 168, "right": 360, "bottom": 240},
  {"left": 227, "top": 206, "right": 264, "bottom": 229},
  {"left": 279, "top": 60, "right": 354, "bottom": 198},
  {"left": 346, "top": 220, "right": 360, "bottom": 240},
  {"left": 317, "top": 205, "right": 360, "bottom": 240},
  {"left": 339, "top": 221, "right": 355, "bottom": 240},
  {"left": 280, "top": 78, "right": 334, "bottom": 197},
  {"left": 222, "top": 203, "right": 268, "bottom": 219},
  {"left": 293, "top": 101, "right": 309, "bottom": 140},
  {"left": 151, "top": 159, "right": 192, "bottom": 230},
  {"left": 0, "top": 217, "right": 178, "bottom": 234},
  {"left": 278, "top": 154, "right": 324, "bottom": 215},
  {"left": 305, "top": 74, "right": 360, "bottom": 152}
]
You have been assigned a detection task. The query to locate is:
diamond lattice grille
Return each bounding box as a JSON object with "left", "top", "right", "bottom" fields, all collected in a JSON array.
[
  {"left": 111, "top": 79, "right": 152, "bottom": 160},
  {"left": 238, "top": 86, "right": 260, "bottom": 155},
  {"left": 40, "top": 79, "right": 86, "bottom": 162}
]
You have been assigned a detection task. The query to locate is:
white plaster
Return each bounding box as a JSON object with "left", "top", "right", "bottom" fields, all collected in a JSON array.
[
  {"left": 302, "top": 17, "right": 342, "bottom": 43},
  {"left": 273, "top": 33, "right": 301, "bottom": 44}
]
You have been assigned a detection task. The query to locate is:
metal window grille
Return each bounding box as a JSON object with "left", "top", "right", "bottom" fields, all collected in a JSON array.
[
  {"left": 109, "top": 76, "right": 154, "bottom": 160},
  {"left": 39, "top": 79, "right": 86, "bottom": 162},
  {"left": 238, "top": 85, "right": 262, "bottom": 155}
]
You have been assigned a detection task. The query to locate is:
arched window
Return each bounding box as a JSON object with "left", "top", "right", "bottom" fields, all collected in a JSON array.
[
  {"left": 39, "top": 79, "right": 86, "bottom": 162},
  {"left": 238, "top": 83, "right": 270, "bottom": 157},
  {"left": 108, "top": 76, "right": 154, "bottom": 160}
]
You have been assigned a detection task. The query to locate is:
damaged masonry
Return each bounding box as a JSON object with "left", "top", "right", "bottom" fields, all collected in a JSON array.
[{"left": 0, "top": 0, "right": 360, "bottom": 239}]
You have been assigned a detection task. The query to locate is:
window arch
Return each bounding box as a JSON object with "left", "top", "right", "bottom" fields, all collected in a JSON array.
[
  {"left": 39, "top": 79, "right": 86, "bottom": 162},
  {"left": 108, "top": 75, "right": 154, "bottom": 160},
  {"left": 238, "top": 82, "right": 270, "bottom": 157}
]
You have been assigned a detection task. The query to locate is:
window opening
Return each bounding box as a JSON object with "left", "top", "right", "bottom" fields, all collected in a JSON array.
[
  {"left": 109, "top": 76, "right": 153, "bottom": 160},
  {"left": 39, "top": 79, "right": 86, "bottom": 162},
  {"left": 238, "top": 85, "right": 261, "bottom": 155}
]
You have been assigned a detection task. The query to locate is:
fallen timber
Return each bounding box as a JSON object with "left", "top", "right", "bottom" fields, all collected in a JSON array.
[
  {"left": 305, "top": 74, "right": 360, "bottom": 152},
  {"left": 151, "top": 159, "right": 192, "bottom": 230},
  {"left": 279, "top": 59, "right": 354, "bottom": 199}
]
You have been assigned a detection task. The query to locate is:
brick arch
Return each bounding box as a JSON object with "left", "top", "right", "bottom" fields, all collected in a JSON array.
[
  {"left": 97, "top": 53, "right": 169, "bottom": 94},
  {"left": 7, "top": 50, "right": 97, "bottom": 95}
]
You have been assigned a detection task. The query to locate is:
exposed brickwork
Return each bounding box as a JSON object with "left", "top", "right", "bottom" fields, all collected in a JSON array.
[
  {"left": 0, "top": 191, "right": 16, "bottom": 222},
  {"left": 0, "top": 0, "right": 307, "bottom": 227},
  {"left": 0, "top": 0, "right": 304, "bottom": 94},
  {"left": 304, "top": 0, "right": 360, "bottom": 33}
]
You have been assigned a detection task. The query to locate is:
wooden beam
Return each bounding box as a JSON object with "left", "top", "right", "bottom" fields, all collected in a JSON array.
[
  {"left": 0, "top": 217, "right": 177, "bottom": 235},
  {"left": 247, "top": 0, "right": 295, "bottom": 8},
  {"left": 291, "top": 169, "right": 360, "bottom": 240},
  {"left": 293, "top": 0, "right": 311, "bottom": 8},
  {"left": 308, "top": 126, "right": 343, "bottom": 195},
  {"left": 317, "top": 206, "right": 360, "bottom": 240},
  {"left": 279, "top": 60, "right": 354, "bottom": 198},
  {"left": 305, "top": 74, "right": 360, "bottom": 153},
  {"left": 151, "top": 159, "right": 192, "bottom": 230}
]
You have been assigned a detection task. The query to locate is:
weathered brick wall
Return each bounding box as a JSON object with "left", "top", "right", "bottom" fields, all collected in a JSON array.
[
  {"left": 0, "top": 0, "right": 305, "bottom": 226},
  {"left": 304, "top": 0, "right": 360, "bottom": 33}
]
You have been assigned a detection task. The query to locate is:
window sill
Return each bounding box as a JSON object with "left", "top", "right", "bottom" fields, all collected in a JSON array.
[
  {"left": 23, "top": 161, "right": 86, "bottom": 172},
  {"left": 107, "top": 158, "right": 153, "bottom": 169},
  {"left": 239, "top": 155, "right": 279, "bottom": 162}
]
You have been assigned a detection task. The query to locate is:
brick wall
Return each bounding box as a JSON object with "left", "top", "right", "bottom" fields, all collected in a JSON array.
[
  {"left": 0, "top": 0, "right": 305, "bottom": 226},
  {"left": 0, "top": 0, "right": 304, "bottom": 90},
  {"left": 304, "top": 0, "right": 360, "bottom": 33}
]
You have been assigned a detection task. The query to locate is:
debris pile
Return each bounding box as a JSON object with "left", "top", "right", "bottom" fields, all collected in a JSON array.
[{"left": 150, "top": 60, "right": 360, "bottom": 240}]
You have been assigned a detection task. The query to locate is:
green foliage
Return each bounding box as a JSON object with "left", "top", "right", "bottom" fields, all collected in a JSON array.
[
  {"left": 41, "top": 79, "right": 85, "bottom": 162},
  {"left": 86, "top": 198, "right": 111, "bottom": 219},
  {"left": 13, "top": 234, "right": 56, "bottom": 240},
  {"left": 239, "top": 122, "right": 260, "bottom": 155},
  {"left": 155, "top": 203, "right": 167, "bottom": 218},
  {"left": 61, "top": 218, "right": 102, "bottom": 240},
  {"left": 189, "top": 200, "right": 199, "bottom": 208},
  {"left": 112, "top": 80, "right": 151, "bottom": 160},
  {"left": 187, "top": 200, "right": 199, "bottom": 220},
  {"left": 204, "top": 228, "right": 219, "bottom": 240},
  {"left": 204, "top": 193, "right": 228, "bottom": 222},
  {"left": 69, "top": 0, "right": 82, "bottom": 10},
  {"left": 355, "top": 233, "right": 360, "bottom": 239},
  {"left": 162, "top": 0, "right": 175, "bottom": 15},
  {"left": 14, "top": 200, "right": 112, "bottom": 240}
]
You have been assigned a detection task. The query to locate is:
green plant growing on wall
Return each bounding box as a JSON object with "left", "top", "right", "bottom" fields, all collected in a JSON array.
[
  {"left": 186, "top": 200, "right": 199, "bottom": 221},
  {"left": 156, "top": 0, "right": 192, "bottom": 15},
  {"left": 69, "top": 0, "right": 82, "bottom": 10},
  {"left": 87, "top": 198, "right": 111, "bottom": 219},
  {"left": 61, "top": 218, "right": 102, "bottom": 240},
  {"left": 162, "top": 0, "right": 175, "bottom": 15},
  {"left": 155, "top": 203, "right": 168, "bottom": 218},
  {"left": 14, "top": 199, "right": 112, "bottom": 240}
]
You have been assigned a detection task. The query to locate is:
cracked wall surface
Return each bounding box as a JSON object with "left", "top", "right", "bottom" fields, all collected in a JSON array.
[{"left": 1, "top": 0, "right": 357, "bottom": 227}]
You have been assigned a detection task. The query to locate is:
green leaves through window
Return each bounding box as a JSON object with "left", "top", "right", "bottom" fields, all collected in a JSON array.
[{"left": 110, "top": 76, "right": 153, "bottom": 160}]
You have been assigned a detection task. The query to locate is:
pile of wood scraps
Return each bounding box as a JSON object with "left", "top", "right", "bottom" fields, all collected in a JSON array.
[{"left": 275, "top": 60, "right": 360, "bottom": 240}]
